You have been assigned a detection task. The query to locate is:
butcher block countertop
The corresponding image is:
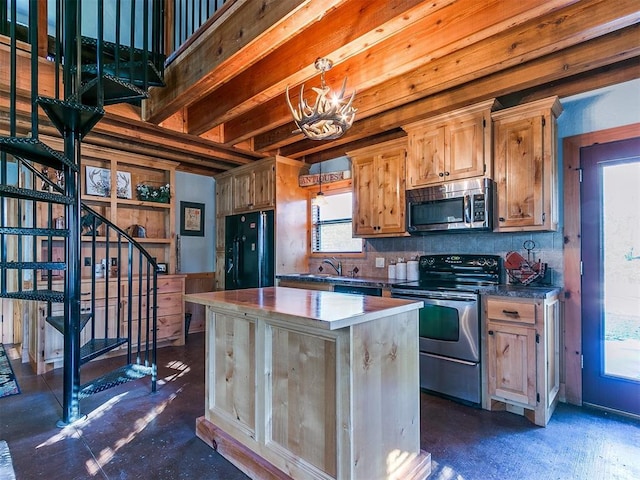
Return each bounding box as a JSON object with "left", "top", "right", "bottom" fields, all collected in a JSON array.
[{"left": 183, "top": 286, "right": 423, "bottom": 330}]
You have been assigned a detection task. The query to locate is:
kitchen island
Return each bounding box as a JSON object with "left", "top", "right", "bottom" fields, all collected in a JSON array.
[{"left": 184, "top": 287, "right": 431, "bottom": 480}]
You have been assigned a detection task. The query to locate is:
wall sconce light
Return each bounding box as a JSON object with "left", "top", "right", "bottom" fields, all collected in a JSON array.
[{"left": 286, "top": 58, "right": 356, "bottom": 141}]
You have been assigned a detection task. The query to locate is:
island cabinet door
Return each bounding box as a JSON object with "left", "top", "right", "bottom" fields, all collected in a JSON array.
[
  {"left": 208, "top": 312, "right": 256, "bottom": 436},
  {"left": 265, "top": 324, "right": 339, "bottom": 479}
]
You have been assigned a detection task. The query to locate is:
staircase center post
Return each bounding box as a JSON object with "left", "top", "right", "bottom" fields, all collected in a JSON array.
[{"left": 60, "top": 0, "right": 83, "bottom": 426}]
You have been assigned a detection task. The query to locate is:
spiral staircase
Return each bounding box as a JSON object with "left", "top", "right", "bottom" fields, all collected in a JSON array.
[{"left": 0, "top": 0, "right": 165, "bottom": 425}]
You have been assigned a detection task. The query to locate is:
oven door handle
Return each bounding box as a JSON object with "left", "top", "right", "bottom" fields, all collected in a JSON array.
[
  {"left": 392, "top": 292, "right": 477, "bottom": 302},
  {"left": 423, "top": 352, "right": 477, "bottom": 366}
]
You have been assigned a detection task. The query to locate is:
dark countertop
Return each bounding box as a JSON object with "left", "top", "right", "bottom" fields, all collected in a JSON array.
[
  {"left": 276, "top": 273, "right": 561, "bottom": 299},
  {"left": 277, "top": 273, "right": 397, "bottom": 288}
]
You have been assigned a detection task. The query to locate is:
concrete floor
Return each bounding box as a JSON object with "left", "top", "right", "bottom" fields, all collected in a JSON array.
[{"left": 1, "top": 332, "right": 639, "bottom": 480}]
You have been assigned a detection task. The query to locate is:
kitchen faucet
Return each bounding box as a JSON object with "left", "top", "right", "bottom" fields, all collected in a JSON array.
[{"left": 322, "top": 257, "right": 342, "bottom": 276}]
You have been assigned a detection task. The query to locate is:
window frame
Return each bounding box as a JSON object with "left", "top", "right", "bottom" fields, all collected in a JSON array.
[{"left": 307, "top": 180, "right": 365, "bottom": 258}]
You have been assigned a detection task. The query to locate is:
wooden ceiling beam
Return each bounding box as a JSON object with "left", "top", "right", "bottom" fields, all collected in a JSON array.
[
  {"left": 301, "top": 60, "right": 640, "bottom": 164},
  {"left": 144, "top": 0, "right": 347, "bottom": 124},
  {"left": 93, "top": 114, "right": 262, "bottom": 167},
  {"left": 185, "top": 0, "right": 454, "bottom": 135},
  {"left": 280, "top": 25, "right": 640, "bottom": 159},
  {"left": 224, "top": 0, "right": 575, "bottom": 145},
  {"left": 0, "top": 109, "right": 245, "bottom": 174},
  {"left": 253, "top": 0, "right": 640, "bottom": 154}
]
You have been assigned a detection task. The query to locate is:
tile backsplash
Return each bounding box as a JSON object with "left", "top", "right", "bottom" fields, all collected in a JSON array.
[{"left": 309, "top": 230, "right": 564, "bottom": 287}]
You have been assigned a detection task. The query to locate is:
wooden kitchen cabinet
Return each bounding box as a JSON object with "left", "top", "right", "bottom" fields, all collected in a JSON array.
[
  {"left": 348, "top": 138, "right": 407, "bottom": 237},
  {"left": 492, "top": 96, "right": 563, "bottom": 232},
  {"left": 482, "top": 293, "right": 560, "bottom": 426},
  {"left": 403, "top": 99, "right": 498, "bottom": 188},
  {"left": 214, "top": 156, "right": 308, "bottom": 290},
  {"left": 231, "top": 160, "right": 275, "bottom": 212},
  {"left": 127, "top": 274, "right": 186, "bottom": 347},
  {"left": 28, "top": 275, "right": 185, "bottom": 374}
]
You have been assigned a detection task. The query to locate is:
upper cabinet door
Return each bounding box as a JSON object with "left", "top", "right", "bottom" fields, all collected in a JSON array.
[
  {"left": 447, "top": 115, "right": 487, "bottom": 181},
  {"left": 352, "top": 155, "right": 377, "bottom": 236},
  {"left": 216, "top": 175, "right": 233, "bottom": 218},
  {"left": 404, "top": 99, "right": 497, "bottom": 188},
  {"left": 406, "top": 126, "right": 445, "bottom": 187},
  {"left": 376, "top": 147, "right": 407, "bottom": 234},
  {"left": 232, "top": 170, "right": 254, "bottom": 211},
  {"left": 350, "top": 138, "right": 407, "bottom": 237},
  {"left": 493, "top": 97, "right": 562, "bottom": 232},
  {"left": 252, "top": 162, "right": 275, "bottom": 210}
]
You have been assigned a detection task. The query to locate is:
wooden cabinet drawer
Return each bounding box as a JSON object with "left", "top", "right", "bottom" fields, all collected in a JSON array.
[
  {"left": 128, "top": 292, "right": 184, "bottom": 317},
  {"left": 157, "top": 276, "right": 184, "bottom": 293},
  {"left": 127, "top": 313, "right": 184, "bottom": 344},
  {"left": 486, "top": 298, "right": 536, "bottom": 325},
  {"left": 127, "top": 275, "right": 184, "bottom": 295}
]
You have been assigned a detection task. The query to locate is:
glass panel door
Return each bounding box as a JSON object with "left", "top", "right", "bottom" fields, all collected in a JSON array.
[{"left": 581, "top": 137, "right": 640, "bottom": 415}]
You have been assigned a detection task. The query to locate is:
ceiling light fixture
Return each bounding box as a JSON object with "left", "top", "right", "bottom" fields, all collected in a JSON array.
[{"left": 286, "top": 57, "right": 356, "bottom": 141}]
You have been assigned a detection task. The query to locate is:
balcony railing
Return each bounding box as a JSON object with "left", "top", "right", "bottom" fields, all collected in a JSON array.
[{"left": 166, "top": 0, "right": 232, "bottom": 62}]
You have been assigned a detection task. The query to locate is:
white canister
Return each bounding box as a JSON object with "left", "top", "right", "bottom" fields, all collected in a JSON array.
[
  {"left": 396, "top": 260, "right": 407, "bottom": 281},
  {"left": 388, "top": 263, "right": 396, "bottom": 279},
  {"left": 407, "top": 260, "right": 419, "bottom": 281}
]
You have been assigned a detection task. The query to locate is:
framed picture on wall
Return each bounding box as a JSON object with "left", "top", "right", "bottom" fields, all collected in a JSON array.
[
  {"left": 180, "top": 201, "right": 205, "bottom": 236},
  {"left": 85, "top": 166, "right": 111, "bottom": 197}
]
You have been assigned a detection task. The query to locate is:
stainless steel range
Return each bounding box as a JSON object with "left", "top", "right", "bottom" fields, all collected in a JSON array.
[{"left": 391, "top": 254, "right": 502, "bottom": 405}]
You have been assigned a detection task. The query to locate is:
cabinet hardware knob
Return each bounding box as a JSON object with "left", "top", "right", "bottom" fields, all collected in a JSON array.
[
  {"left": 488, "top": 330, "right": 494, "bottom": 335},
  {"left": 502, "top": 309, "right": 519, "bottom": 316},
  {"left": 499, "top": 217, "right": 505, "bottom": 222},
  {"left": 438, "top": 172, "right": 444, "bottom": 177},
  {"left": 444, "top": 171, "right": 450, "bottom": 176}
]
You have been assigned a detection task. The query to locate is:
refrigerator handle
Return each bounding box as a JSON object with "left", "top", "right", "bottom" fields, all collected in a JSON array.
[
  {"left": 257, "top": 212, "right": 266, "bottom": 287},
  {"left": 232, "top": 236, "right": 241, "bottom": 285}
]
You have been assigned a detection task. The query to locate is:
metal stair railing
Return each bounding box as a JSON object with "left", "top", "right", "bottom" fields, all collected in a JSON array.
[{"left": 0, "top": 0, "right": 165, "bottom": 425}]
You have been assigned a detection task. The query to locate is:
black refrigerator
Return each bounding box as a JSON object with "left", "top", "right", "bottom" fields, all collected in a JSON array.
[{"left": 224, "top": 210, "right": 275, "bottom": 290}]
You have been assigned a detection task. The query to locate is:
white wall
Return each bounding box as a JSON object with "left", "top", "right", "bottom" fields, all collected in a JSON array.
[
  {"left": 558, "top": 78, "right": 640, "bottom": 140},
  {"left": 175, "top": 172, "right": 215, "bottom": 273}
]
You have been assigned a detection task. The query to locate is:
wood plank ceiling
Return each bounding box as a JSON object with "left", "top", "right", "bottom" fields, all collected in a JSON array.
[{"left": 139, "top": 0, "right": 639, "bottom": 174}]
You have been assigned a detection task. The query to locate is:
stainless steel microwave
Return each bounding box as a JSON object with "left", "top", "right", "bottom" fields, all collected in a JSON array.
[{"left": 406, "top": 178, "right": 493, "bottom": 233}]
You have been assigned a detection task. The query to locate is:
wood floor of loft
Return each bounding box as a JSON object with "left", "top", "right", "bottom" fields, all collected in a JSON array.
[{"left": 1, "top": 333, "right": 638, "bottom": 480}]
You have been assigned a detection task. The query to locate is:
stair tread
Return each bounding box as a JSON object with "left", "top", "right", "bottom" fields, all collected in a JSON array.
[
  {"left": 74, "top": 74, "right": 149, "bottom": 106},
  {"left": 36, "top": 97, "right": 105, "bottom": 138},
  {"left": 0, "top": 260, "right": 66, "bottom": 270},
  {"left": 80, "top": 338, "right": 129, "bottom": 364},
  {"left": 3, "top": 290, "right": 65, "bottom": 303},
  {"left": 0, "top": 137, "right": 77, "bottom": 172},
  {"left": 79, "top": 363, "right": 154, "bottom": 398},
  {"left": 45, "top": 312, "right": 93, "bottom": 334},
  {"left": 80, "top": 36, "right": 166, "bottom": 64},
  {"left": 0, "top": 184, "right": 74, "bottom": 204},
  {"left": 0, "top": 226, "right": 69, "bottom": 237},
  {"left": 81, "top": 61, "right": 164, "bottom": 87}
]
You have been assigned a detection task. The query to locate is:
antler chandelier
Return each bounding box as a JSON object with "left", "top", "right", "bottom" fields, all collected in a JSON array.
[{"left": 285, "top": 58, "right": 356, "bottom": 141}]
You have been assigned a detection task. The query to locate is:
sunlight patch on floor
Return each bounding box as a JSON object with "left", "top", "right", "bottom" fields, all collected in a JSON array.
[
  {"left": 157, "top": 359, "right": 191, "bottom": 386},
  {"left": 84, "top": 390, "right": 181, "bottom": 476},
  {"left": 36, "top": 393, "right": 129, "bottom": 448},
  {"left": 429, "top": 460, "right": 466, "bottom": 480}
]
